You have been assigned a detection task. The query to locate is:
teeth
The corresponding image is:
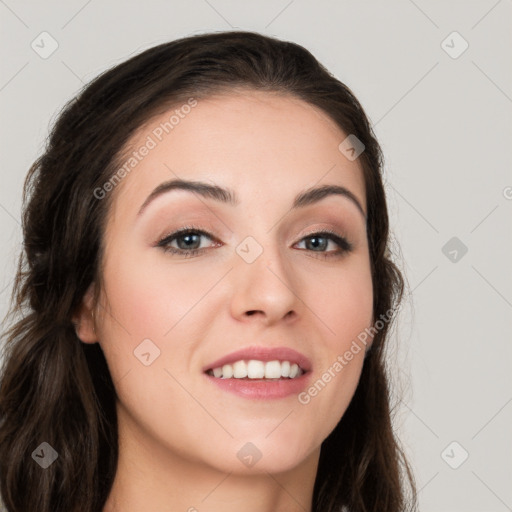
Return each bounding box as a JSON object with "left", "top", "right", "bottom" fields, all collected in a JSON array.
[
  {"left": 222, "top": 364, "right": 233, "bottom": 378},
  {"left": 289, "top": 363, "right": 299, "bottom": 379},
  {"left": 247, "top": 360, "right": 265, "bottom": 379},
  {"left": 208, "top": 359, "right": 305, "bottom": 379},
  {"left": 233, "top": 360, "right": 248, "bottom": 378},
  {"left": 264, "top": 360, "right": 281, "bottom": 379}
]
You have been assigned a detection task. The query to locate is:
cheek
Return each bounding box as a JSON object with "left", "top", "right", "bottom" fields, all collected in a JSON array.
[
  {"left": 311, "top": 258, "right": 374, "bottom": 348},
  {"left": 297, "top": 259, "right": 372, "bottom": 437},
  {"left": 99, "top": 248, "right": 217, "bottom": 341},
  {"left": 95, "top": 252, "right": 205, "bottom": 428},
  {"left": 96, "top": 248, "right": 223, "bottom": 392}
]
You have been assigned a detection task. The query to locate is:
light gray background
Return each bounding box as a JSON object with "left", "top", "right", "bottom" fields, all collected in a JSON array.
[{"left": 1, "top": 1, "right": 511, "bottom": 511}]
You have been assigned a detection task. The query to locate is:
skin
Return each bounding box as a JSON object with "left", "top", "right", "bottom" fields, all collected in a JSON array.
[{"left": 75, "top": 89, "right": 374, "bottom": 512}]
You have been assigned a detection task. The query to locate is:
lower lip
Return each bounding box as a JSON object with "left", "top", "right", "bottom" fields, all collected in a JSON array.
[{"left": 204, "top": 372, "right": 311, "bottom": 399}]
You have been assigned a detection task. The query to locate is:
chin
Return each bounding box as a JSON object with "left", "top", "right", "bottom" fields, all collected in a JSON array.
[{"left": 209, "top": 434, "right": 315, "bottom": 476}]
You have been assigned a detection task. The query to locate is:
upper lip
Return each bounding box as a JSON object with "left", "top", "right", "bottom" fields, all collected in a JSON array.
[{"left": 203, "top": 346, "right": 312, "bottom": 373}]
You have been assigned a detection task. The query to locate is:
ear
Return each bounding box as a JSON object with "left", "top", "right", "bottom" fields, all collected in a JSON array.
[{"left": 72, "top": 282, "right": 98, "bottom": 344}]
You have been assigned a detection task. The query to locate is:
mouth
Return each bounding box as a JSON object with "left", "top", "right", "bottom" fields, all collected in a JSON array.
[
  {"left": 202, "top": 346, "right": 312, "bottom": 399},
  {"left": 205, "top": 359, "right": 306, "bottom": 380}
]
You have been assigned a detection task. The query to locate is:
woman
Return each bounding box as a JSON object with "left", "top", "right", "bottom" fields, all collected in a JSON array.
[{"left": 0, "top": 31, "right": 416, "bottom": 512}]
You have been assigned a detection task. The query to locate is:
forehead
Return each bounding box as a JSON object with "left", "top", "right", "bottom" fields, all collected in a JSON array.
[{"left": 107, "top": 89, "right": 366, "bottom": 224}]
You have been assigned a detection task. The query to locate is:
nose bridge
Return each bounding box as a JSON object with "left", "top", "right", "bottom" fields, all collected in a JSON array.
[{"left": 230, "top": 232, "right": 299, "bottom": 322}]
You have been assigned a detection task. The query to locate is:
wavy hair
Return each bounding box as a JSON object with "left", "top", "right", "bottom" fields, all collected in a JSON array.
[{"left": 0, "top": 30, "right": 416, "bottom": 512}]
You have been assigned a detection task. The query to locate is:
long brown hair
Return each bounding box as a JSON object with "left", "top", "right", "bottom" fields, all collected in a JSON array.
[{"left": 0, "top": 31, "right": 416, "bottom": 512}]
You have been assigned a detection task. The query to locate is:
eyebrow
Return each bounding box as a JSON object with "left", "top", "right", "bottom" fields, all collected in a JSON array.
[{"left": 137, "top": 179, "right": 366, "bottom": 219}]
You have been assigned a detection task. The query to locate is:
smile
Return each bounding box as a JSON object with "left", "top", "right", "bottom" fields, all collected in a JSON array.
[{"left": 206, "top": 359, "right": 305, "bottom": 380}]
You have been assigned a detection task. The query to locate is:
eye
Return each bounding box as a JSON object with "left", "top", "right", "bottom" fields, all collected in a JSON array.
[
  {"left": 294, "top": 230, "right": 353, "bottom": 259},
  {"left": 156, "top": 227, "right": 353, "bottom": 260},
  {"left": 156, "top": 226, "right": 219, "bottom": 258}
]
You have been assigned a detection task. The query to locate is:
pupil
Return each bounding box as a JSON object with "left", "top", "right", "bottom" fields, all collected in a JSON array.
[
  {"left": 179, "top": 234, "right": 199, "bottom": 250},
  {"left": 307, "top": 237, "right": 327, "bottom": 251}
]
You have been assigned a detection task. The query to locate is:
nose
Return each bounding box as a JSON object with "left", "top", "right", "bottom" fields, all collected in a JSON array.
[{"left": 229, "top": 243, "right": 299, "bottom": 326}]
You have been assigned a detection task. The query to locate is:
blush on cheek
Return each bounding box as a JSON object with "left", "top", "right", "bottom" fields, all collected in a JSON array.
[
  {"left": 101, "top": 254, "right": 173, "bottom": 334},
  {"left": 316, "top": 280, "right": 373, "bottom": 345}
]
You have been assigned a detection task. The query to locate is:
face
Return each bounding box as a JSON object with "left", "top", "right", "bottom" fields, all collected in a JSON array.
[{"left": 78, "top": 89, "right": 373, "bottom": 475}]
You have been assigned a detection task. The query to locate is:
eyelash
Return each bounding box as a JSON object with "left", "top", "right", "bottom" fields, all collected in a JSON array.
[{"left": 156, "top": 225, "right": 354, "bottom": 260}]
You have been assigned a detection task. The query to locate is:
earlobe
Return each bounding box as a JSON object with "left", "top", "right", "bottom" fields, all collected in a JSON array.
[{"left": 72, "top": 282, "right": 98, "bottom": 344}]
